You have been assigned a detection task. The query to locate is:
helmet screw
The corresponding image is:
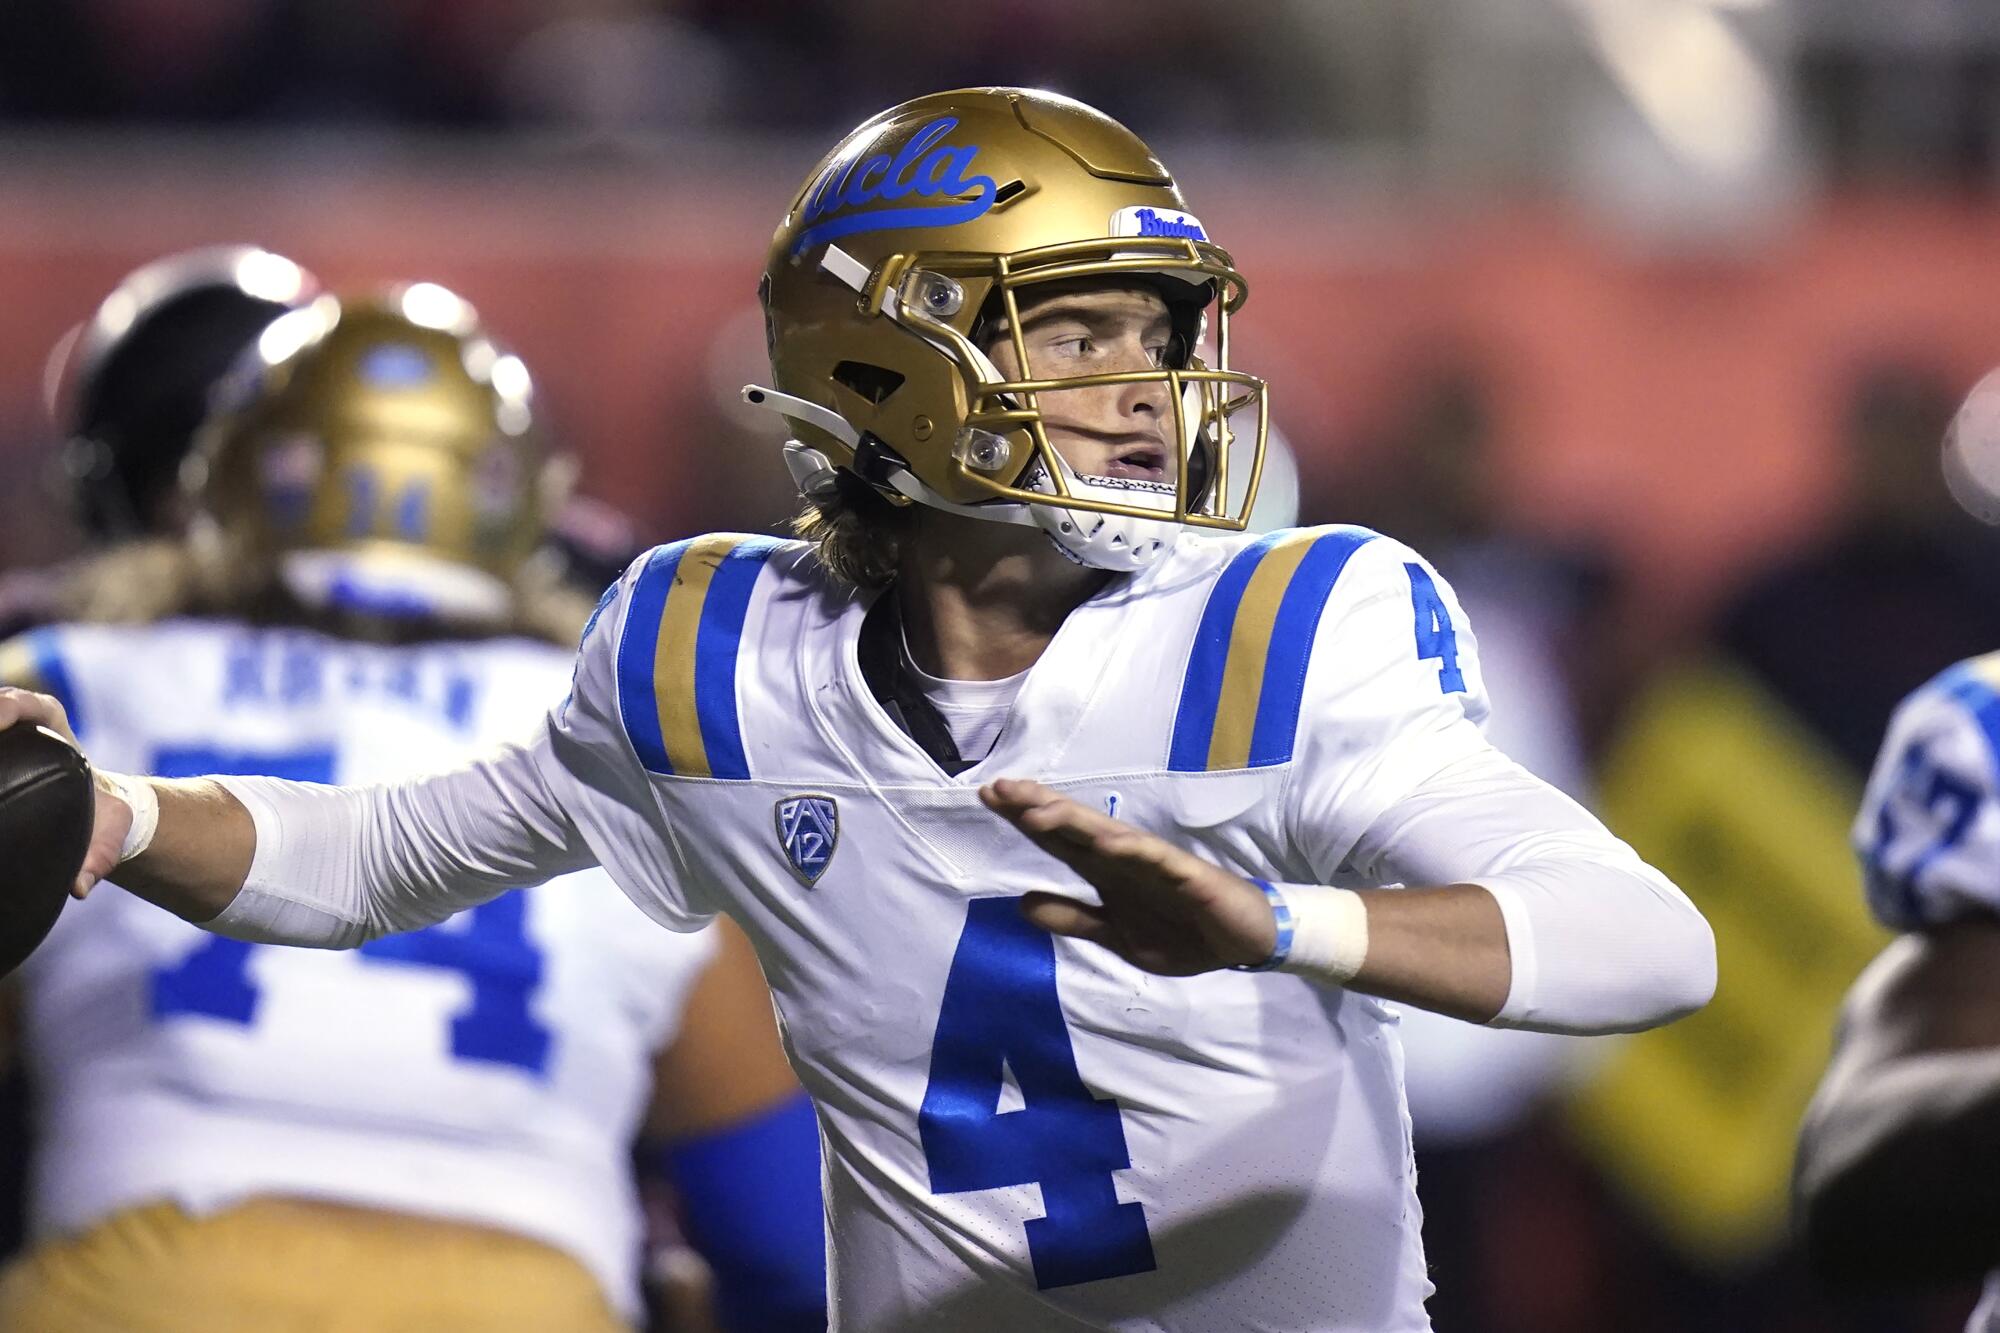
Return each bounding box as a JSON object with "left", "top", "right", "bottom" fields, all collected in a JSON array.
[
  {"left": 913, "top": 272, "right": 964, "bottom": 319},
  {"left": 912, "top": 416, "right": 933, "bottom": 441},
  {"left": 953, "top": 428, "right": 1011, "bottom": 473}
]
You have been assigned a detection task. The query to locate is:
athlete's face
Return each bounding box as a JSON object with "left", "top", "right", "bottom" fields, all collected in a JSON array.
[{"left": 982, "top": 283, "right": 1177, "bottom": 485}]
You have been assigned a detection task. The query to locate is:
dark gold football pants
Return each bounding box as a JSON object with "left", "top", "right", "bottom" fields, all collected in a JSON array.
[{"left": 0, "top": 1198, "right": 629, "bottom": 1331}]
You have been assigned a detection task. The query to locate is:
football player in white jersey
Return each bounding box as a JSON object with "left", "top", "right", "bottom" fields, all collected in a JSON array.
[
  {"left": 0, "top": 286, "right": 824, "bottom": 1330},
  {"left": 0, "top": 89, "right": 1715, "bottom": 1332},
  {"left": 1795, "top": 381, "right": 2000, "bottom": 1326},
  {"left": 1794, "top": 653, "right": 2000, "bottom": 1326}
]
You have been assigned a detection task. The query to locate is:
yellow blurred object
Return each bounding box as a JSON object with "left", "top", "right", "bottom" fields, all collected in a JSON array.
[
  {"left": 1572, "top": 660, "right": 1889, "bottom": 1263},
  {"left": 0, "top": 1198, "right": 627, "bottom": 1331},
  {"left": 0, "top": 639, "right": 48, "bottom": 698}
]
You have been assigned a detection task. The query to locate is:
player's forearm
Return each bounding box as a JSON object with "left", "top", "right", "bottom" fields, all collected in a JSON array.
[
  {"left": 105, "top": 736, "right": 596, "bottom": 951},
  {"left": 201, "top": 747, "right": 596, "bottom": 949},
  {"left": 1262, "top": 858, "right": 1710, "bottom": 1034},
  {"left": 1795, "top": 1046, "right": 2000, "bottom": 1283},
  {"left": 111, "top": 778, "right": 257, "bottom": 924},
  {"left": 1344, "top": 750, "right": 1717, "bottom": 1034},
  {"left": 1347, "top": 883, "right": 1511, "bottom": 1023}
]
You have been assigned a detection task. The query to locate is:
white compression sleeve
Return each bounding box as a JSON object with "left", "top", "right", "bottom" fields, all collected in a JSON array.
[
  {"left": 1348, "top": 747, "right": 1716, "bottom": 1034},
  {"left": 206, "top": 737, "right": 598, "bottom": 949}
]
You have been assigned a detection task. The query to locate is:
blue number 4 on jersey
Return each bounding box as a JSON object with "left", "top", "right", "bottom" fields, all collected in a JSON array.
[{"left": 920, "top": 897, "right": 1156, "bottom": 1290}]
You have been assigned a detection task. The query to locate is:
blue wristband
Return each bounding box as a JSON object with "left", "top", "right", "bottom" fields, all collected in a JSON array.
[{"left": 1230, "top": 878, "right": 1294, "bottom": 972}]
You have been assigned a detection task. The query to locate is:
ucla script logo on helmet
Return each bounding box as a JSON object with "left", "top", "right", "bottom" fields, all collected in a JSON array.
[
  {"left": 793, "top": 117, "right": 996, "bottom": 255},
  {"left": 775, "top": 794, "right": 840, "bottom": 886}
]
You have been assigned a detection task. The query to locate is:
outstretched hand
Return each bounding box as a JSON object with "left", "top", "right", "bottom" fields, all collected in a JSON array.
[
  {"left": 0, "top": 687, "right": 132, "bottom": 898},
  {"left": 978, "top": 777, "right": 1276, "bottom": 976}
]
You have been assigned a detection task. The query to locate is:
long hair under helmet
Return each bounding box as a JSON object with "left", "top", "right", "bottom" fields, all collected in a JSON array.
[{"left": 746, "top": 87, "right": 1269, "bottom": 573}]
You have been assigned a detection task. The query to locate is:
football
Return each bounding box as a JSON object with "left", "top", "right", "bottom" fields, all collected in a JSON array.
[{"left": 0, "top": 724, "right": 93, "bottom": 976}]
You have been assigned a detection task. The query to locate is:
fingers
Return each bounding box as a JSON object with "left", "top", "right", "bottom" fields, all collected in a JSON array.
[
  {"left": 982, "top": 778, "right": 1200, "bottom": 887},
  {"left": 2, "top": 687, "right": 92, "bottom": 895},
  {"left": 0, "top": 687, "right": 76, "bottom": 747},
  {"left": 75, "top": 836, "right": 120, "bottom": 900},
  {"left": 1018, "top": 891, "right": 1113, "bottom": 944},
  {"left": 73, "top": 844, "right": 113, "bottom": 899},
  {"left": 981, "top": 778, "right": 1127, "bottom": 854},
  {"left": 72, "top": 788, "right": 131, "bottom": 901},
  {"left": 982, "top": 778, "right": 1114, "bottom": 833}
]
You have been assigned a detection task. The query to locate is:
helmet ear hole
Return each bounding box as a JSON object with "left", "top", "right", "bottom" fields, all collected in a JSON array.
[{"left": 831, "top": 361, "right": 906, "bottom": 406}]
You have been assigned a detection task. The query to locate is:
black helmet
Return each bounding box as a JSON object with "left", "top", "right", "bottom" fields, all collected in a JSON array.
[{"left": 47, "top": 245, "right": 317, "bottom": 540}]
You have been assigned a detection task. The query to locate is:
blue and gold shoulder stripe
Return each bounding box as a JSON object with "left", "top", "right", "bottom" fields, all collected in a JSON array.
[
  {"left": 1168, "top": 526, "right": 1378, "bottom": 772},
  {"left": 0, "top": 629, "right": 84, "bottom": 737},
  {"left": 615, "top": 534, "right": 786, "bottom": 780}
]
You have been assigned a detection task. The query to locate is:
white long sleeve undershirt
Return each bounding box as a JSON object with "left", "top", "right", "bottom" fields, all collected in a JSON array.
[
  {"left": 1344, "top": 745, "right": 1715, "bottom": 1033},
  {"left": 208, "top": 738, "right": 593, "bottom": 948},
  {"left": 205, "top": 723, "right": 1712, "bottom": 1035}
]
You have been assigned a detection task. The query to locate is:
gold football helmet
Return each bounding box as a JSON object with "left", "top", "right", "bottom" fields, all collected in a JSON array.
[
  {"left": 746, "top": 87, "right": 1269, "bottom": 571},
  {"left": 188, "top": 284, "right": 558, "bottom": 624}
]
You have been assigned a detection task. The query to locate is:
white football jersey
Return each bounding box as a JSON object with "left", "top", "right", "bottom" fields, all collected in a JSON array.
[
  {"left": 6, "top": 620, "right": 716, "bottom": 1318},
  {"left": 1855, "top": 655, "right": 2000, "bottom": 1333},
  {"left": 1855, "top": 654, "right": 2000, "bottom": 931},
  {"left": 534, "top": 523, "right": 1506, "bottom": 1333}
]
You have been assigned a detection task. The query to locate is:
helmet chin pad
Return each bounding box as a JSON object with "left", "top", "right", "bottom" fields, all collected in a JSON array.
[{"left": 1021, "top": 451, "right": 1182, "bottom": 572}]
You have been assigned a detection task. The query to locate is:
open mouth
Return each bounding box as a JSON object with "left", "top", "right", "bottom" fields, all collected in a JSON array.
[{"left": 1098, "top": 446, "right": 1170, "bottom": 484}]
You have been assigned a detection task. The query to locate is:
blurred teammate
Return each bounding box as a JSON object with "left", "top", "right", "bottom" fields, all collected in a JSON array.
[
  {"left": 1796, "top": 370, "right": 2000, "bottom": 1327},
  {"left": 0, "top": 246, "right": 317, "bottom": 639},
  {"left": 0, "top": 90, "right": 1712, "bottom": 1331},
  {"left": 0, "top": 287, "right": 823, "bottom": 1330}
]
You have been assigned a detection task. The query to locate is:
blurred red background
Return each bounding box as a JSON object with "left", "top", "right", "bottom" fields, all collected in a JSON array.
[{"left": 6, "top": 162, "right": 1996, "bottom": 651}]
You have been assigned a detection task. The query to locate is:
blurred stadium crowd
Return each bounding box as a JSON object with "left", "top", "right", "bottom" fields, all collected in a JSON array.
[
  {"left": 3, "top": 0, "right": 1996, "bottom": 175},
  {"left": 1, "top": 3, "right": 2000, "bottom": 1332}
]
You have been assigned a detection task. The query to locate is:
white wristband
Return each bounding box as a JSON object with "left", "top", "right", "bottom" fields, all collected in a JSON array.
[
  {"left": 94, "top": 770, "right": 160, "bottom": 865},
  {"left": 1280, "top": 885, "right": 1371, "bottom": 986}
]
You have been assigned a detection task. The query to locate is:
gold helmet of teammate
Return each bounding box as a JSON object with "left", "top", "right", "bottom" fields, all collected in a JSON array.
[
  {"left": 188, "top": 284, "right": 561, "bottom": 626},
  {"left": 745, "top": 87, "right": 1269, "bottom": 572}
]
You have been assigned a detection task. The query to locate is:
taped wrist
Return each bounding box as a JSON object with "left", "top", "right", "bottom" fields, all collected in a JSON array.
[
  {"left": 1233, "top": 881, "right": 1370, "bottom": 985},
  {"left": 94, "top": 770, "right": 159, "bottom": 864}
]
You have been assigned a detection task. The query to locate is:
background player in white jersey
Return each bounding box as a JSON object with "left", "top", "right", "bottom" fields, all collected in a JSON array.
[
  {"left": 0, "top": 89, "right": 1715, "bottom": 1331},
  {"left": 1796, "top": 375, "right": 2000, "bottom": 1328},
  {"left": 0, "top": 286, "right": 825, "bottom": 1330}
]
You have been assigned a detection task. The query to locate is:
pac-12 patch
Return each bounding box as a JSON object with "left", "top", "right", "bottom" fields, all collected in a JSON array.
[{"left": 774, "top": 794, "right": 839, "bottom": 886}]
